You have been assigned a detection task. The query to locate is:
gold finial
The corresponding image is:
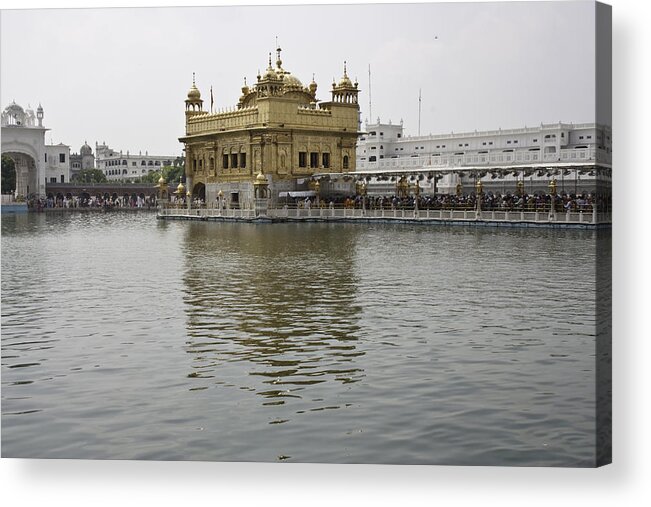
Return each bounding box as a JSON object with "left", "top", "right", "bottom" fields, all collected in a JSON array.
[
  {"left": 276, "top": 41, "right": 282, "bottom": 69},
  {"left": 343, "top": 61, "right": 348, "bottom": 77},
  {"left": 192, "top": 72, "right": 196, "bottom": 85},
  {"left": 254, "top": 170, "right": 268, "bottom": 185},
  {"left": 268, "top": 52, "right": 273, "bottom": 68}
]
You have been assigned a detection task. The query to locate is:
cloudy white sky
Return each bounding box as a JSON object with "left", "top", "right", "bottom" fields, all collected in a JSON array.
[{"left": 1, "top": 1, "right": 598, "bottom": 156}]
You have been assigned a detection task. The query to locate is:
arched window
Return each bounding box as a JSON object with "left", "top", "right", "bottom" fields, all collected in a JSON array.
[
  {"left": 343, "top": 155, "right": 349, "bottom": 169},
  {"left": 322, "top": 152, "right": 330, "bottom": 168}
]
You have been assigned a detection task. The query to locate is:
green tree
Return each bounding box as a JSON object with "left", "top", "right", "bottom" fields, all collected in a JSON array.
[
  {"left": 140, "top": 170, "right": 163, "bottom": 184},
  {"left": 161, "top": 165, "right": 184, "bottom": 184},
  {"left": 71, "top": 168, "right": 108, "bottom": 184},
  {"left": 133, "top": 166, "right": 184, "bottom": 185},
  {"left": 1, "top": 155, "right": 17, "bottom": 194}
]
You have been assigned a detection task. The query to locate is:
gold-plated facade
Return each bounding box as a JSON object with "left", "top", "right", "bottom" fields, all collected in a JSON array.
[{"left": 179, "top": 48, "right": 360, "bottom": 206}]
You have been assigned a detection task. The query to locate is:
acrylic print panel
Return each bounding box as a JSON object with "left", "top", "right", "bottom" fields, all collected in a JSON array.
[{"left": 0, "top": 1, "right": 611, "bottom": 467}]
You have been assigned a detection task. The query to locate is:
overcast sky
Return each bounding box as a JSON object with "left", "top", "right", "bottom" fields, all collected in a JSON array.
[{"left": 1, "top": 1, "right": 598, "bottom": 156}]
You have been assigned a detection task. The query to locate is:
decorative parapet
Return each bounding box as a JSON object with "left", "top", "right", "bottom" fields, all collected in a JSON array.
[
  {"left": 297, "top": 106, "right": 333, "bottom": 116},
  {"left": 393, "top": 123, "right": 611, "bottom": 142},
  {"left": 186, "top": 106, "right": 260, "bottom": 135}
]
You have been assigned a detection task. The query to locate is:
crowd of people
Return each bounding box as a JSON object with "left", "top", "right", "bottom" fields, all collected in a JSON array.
[
  {"left": 25, "top": 190, "right": 611, "bottom": 215},
  {"left": 303, "top": 191, "right": 611, "bottom": 214},
  {"left": 28, "top": 194, "right": 157, "bottom": 211}
]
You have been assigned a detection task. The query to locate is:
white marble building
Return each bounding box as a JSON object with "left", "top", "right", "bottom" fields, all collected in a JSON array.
[
  {"left": 44, "top": 143, "right": 71, "bottom": 184},
  {"left": 96, "top": 142, "right": 177, "bottom": 182},
  {"left": 1, "top": 101, "right": 48, "bottom": 197},
  {"left": 356, "top": 119, "right": 612, "bottom": 195},
  {"left": 1, "top": 101, "right": 76, "bottom": 196}
]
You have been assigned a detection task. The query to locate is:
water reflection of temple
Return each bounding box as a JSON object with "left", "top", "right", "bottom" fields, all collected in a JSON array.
[{"left": 180, "top": 222, "right": 365, "bottom": 405}]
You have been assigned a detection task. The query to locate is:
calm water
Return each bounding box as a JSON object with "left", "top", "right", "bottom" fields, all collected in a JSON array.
[{"left": 1, "top": 212, "right": 608, "bottom": 465}]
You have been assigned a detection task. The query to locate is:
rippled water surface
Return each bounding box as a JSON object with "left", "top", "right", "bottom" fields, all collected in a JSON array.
[{"left": 1, "top": 212, "right": 608, "bottom": 465}]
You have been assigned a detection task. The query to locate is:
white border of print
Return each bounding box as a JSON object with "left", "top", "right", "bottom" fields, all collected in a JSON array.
[{"left": 1, "top": 1, "right": 649, "bottom": 506}]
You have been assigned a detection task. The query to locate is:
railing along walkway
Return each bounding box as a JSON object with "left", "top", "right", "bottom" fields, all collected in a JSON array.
[{"left": 159, "top": 205, "right": 610, "bottom": 226}]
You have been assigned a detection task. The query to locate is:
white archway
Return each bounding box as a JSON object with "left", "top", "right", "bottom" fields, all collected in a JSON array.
[
  {"left": 2, "top": 145, "right": 39, "bottom": 198},
  {"left": 2, "top": 131, "right": 47, "bottom": 198}
]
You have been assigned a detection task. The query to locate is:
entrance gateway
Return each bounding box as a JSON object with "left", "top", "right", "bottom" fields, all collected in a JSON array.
[{"left": 1, "top": 101, "right": 47, "bottom": 199}]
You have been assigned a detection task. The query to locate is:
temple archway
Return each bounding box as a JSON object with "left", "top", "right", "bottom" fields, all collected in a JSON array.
[
  {"left": 2, "top": 151, "right": 37, "bottom": 197},
  {"left": 192, "top": 182, "right": 206, "bottom": 202}
]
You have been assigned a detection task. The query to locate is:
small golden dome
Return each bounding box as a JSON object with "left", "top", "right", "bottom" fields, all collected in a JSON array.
[
  {"left": 262, "top": 53, "right": 278, "bottom": 80},
  {"left": 338, "top": 61, "right": 353, "bottom": 87},
  {"left": 187, "top": 73, "right": 201, "bottom": 100},
  {"left": 339, "top": 75, "right": 353, "bottom": 87},
  {"left": 177, "top": 181, "right": 185, "bottom": 193},
  {"left": 254, "top": 171, "right": 268, "bottom": 185},
  {"left": 263, "top": 68, "right": 278, "bottom": 80},
  {"left": 187, "top": 85, "right": 200, "bottom": 100},
  {"left": 158, "top": 176, "right": 166, "bottom": 185}
]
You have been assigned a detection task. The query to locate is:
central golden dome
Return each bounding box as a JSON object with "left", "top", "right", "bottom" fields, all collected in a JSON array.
[{"left": 282, "top": 72, "right": 303, "bottom": 88}]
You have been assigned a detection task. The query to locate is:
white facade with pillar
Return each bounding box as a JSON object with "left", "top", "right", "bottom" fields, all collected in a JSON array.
[
  {"left": 356, "top": 119, "right": 612, "bottom": 195},
  {"left": 1, "top": 101, "right": 48, "bottom": 198}
]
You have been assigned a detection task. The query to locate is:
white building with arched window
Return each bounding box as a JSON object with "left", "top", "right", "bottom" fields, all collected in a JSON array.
[
  {"left": 96, "top": 142, "right": 178, "bottom": 182},
  {"left": 356, "top": 119, "right": 612, "bottom": 195}
]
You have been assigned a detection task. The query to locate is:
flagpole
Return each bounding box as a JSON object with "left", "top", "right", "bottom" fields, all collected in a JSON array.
[{"left": 418, "top": 88, "right": 422, "bottom": 137}]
